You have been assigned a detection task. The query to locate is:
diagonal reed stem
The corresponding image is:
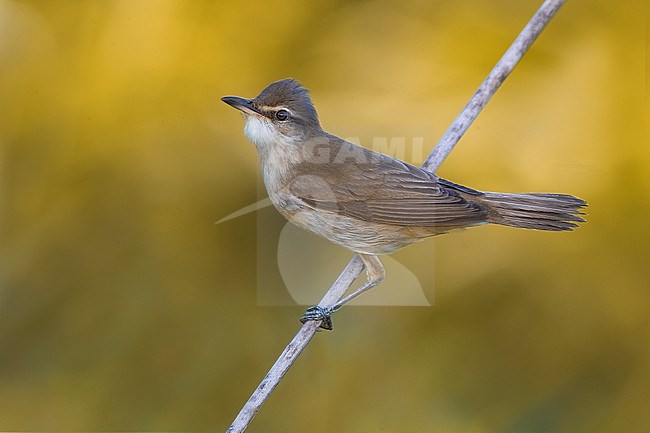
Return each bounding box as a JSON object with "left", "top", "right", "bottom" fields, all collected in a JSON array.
[{"left": 226, "top": 1, "right": 566, "bottom": 431}]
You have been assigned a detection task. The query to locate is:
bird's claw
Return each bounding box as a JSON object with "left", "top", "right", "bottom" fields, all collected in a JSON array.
[{"left": 300, "top": 305, "right": 333, "bottom": 330}]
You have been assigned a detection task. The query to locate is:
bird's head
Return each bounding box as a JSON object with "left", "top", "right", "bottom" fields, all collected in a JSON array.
[{"left": 222, "top": 78, "right": 322, "bottom": 150}]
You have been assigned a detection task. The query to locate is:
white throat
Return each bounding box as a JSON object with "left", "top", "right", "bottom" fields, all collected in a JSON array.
[
  {"left": 243, "top": 115, "right": 301, "bottom": 191},
  {"left": 244, "top": 116, "right": 283, "bottom": 150}
]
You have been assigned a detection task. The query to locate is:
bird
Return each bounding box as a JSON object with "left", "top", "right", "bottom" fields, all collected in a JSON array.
[{"left": 222, "top": 78, "right": 586, "bottom": 330}]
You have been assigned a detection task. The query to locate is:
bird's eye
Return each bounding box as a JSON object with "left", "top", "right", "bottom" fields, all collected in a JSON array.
[{"left": 275, "top": 109, "right": 289, "bottom": 121}]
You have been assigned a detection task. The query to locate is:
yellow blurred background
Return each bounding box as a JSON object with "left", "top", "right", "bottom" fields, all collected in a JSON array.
[{"left": 0, "top": 0, "right": 647, "bottom": 431}]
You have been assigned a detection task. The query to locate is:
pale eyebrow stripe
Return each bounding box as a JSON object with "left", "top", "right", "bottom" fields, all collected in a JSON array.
[{"left": 258, "top": 105, "right": 293, "bottom": 114}]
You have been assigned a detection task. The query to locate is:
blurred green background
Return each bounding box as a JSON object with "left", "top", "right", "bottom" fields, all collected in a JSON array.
[{"left": 0, "top": 0, "right": 647, "bottom": 431}]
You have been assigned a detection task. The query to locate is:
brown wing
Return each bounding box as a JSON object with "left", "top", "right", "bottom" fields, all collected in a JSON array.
[{"left": 288, "top": 138, "right": 488, "bottom": 227}]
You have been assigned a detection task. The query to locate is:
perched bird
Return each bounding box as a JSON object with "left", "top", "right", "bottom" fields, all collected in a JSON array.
[{"left": 222, "top": 78, "right": 586, "bottom": 329}]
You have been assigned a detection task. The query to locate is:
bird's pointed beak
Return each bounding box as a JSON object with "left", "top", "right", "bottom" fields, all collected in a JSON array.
[{"left": 221, "top": 96, "right": 262, "bottom": 117}]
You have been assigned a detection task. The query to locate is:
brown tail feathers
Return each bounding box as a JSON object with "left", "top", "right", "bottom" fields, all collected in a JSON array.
[{"left": 482, "top": 192, "right": 587, "bottom": 231}]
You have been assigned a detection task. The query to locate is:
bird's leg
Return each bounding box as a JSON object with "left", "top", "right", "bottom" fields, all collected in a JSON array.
[
  {"left": 300, "top": 254, "right": 385, "bottom": 330},
  {"left": 329, "top": 254, "right": 385, "bottom": 313}
]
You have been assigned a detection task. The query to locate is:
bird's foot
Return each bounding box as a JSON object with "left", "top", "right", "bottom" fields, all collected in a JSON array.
[{"left": 300, "top": 305, "right": 333, "bottom": 330}]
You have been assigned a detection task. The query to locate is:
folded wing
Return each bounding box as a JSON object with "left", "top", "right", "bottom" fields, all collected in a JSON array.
[{"left": 288, "top": 139, "right": 488, "bottom": 228}]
